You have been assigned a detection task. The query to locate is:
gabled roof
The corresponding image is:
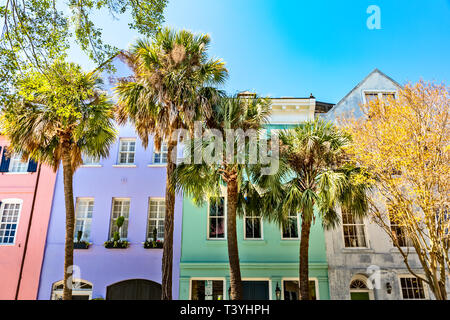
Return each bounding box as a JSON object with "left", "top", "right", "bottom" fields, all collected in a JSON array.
[
  {"left": 324, "top": 68, "right": 402, "bottom": 118},
  {"left": 335, "top": 68, "right": 401, "bottom": 107}
]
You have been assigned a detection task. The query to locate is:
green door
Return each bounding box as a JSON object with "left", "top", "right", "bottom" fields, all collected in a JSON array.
[{"left": 350, "top": 292, "right": 370, "bottom": 300}]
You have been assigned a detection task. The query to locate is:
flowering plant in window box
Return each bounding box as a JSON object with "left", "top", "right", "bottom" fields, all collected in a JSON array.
[
  {"left": 74, "top": 230, "right": 90, "bottom": 249},
  {"left": 144, "top": 227, "right": 163, "bottom": 249},
  {"left": 143, "top": 240, "right": 163, "bottom": 249},
  {"left": 104, "top": 239, "right": 129, "bottom": 249},
  {"left": 104, "top": 217, "right": 129, "bottom": 249},
  {"left": 74, "top": 241, "right": 90, "bottom": 249}
]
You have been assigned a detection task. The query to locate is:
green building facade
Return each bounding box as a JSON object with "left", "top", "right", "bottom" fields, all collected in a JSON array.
[{"left": 179, "top": 97, "right": 332, "bottom": 300}]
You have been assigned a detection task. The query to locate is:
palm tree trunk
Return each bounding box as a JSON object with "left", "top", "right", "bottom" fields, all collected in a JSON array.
[
  {"left": 161, "top": 140, "right": 177, "bottom": 300},
  {"left": 227, "top": 177, "right": 243, "bottom": 300},
  {"left": 299, "top": 216, "right": 312, "bottom": 300},
  {"left": 62, "top": 143, "right": 75, "bottom": 300}
]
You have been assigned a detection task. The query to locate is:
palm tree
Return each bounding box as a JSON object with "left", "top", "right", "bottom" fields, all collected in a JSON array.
[
  {"left": 257, "top": 119, "right": 370, "bottom": 300},
  {"left": 114, "top": 28, "right": 228, "bottom": 300},
  {"left": 173, "top": 95, "right": 271, "bottom": 299},
  {"left": 1, "top": 61, "right": 117, "bottom": 300}
]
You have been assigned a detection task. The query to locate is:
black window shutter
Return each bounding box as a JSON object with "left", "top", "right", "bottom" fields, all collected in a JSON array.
[
  {"left": 0, "top": 147, "right": 10, "bottom": 172},
  {"left": 27, "top": 159, "right": 38, "bottom": 172}
]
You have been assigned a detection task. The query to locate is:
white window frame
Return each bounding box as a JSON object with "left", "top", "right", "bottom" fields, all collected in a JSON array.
[
  {"left": 81, "top": 153, "right": 101, "bottom": 167},
  {"left": 243, "top": 211, "right": 263, "bottom": 240},
  {"left": 362, "top": 90, "right": 397, "bottom": 104},
  {"left": 51, "top": 279, "right": 93, "bottom": 300},
  {"left": 8, "top": 153, "right": 29, "bottom": 173},
  {"left": 153, "top": 142, "right": 168, "bottom": 165},
  {"left": 281, "top": 277, "right": 320, "bottom": 300},
  {"left": 109, "top": 198, "right": 130, "bottom": 240},
  {"left": 147, "top": 197, "right": 165, "bottom": 241},
  {"left": 341, "top": 209, "right": 368, "bottom": 249},
  {"left": 398, "top": 275, "right": 429, "bottom": 300},
  {"left": 0, "top": 199, "right": 22, "bottom": 245},
  {"left": 281, "top": 212, "right": 300, "bottom": 240},
  {"left": 74, "top": 198, "right": 94, "bottom": 242},
  {"left": 188, "top": 277, "right": 226, "bottom": 300},
  {"left": 207, "top": 196, "right": 227, "bottom": 240},
  {"left": 117, "top": 138, "right": 136, "bottom": 165}
]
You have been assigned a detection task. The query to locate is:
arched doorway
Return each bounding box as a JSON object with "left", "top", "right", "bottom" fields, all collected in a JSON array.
[
  {"left": 349, "top": 275, "right": 374, "bottom": 300},
  {"left": 106, "top": 279, "right": 162, "bottom": 300},
  {"left": 51, "top": 279, "right": 93, "bottom": 300}
]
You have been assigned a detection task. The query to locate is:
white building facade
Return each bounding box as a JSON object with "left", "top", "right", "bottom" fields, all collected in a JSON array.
[{"left": 323, "top": 69, "right": 450, "bottom": 300}]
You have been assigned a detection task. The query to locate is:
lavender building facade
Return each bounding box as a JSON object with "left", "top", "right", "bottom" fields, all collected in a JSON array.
[{"left": 38, "top": 59, "right": 183, "bottom": 300}]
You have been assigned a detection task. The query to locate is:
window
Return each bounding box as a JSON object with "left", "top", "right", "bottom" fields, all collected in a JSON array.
[
  {"left": 382, "top": 93, "right": 395, "bottom": 100},
  {"left": 8, "top": 153, "right": 28, "bottom": 173},
  {"left": 388, "top": 209, "right": 413, "bottom": 247},
  {"left": 364, "top": 93, "right": 379, "bottom": 103},
  {"left": 364, "top": 91, "right": 396, "bottom": 104},
  {"left": 153, "top": 143, "right": 168, "bottom": 164},
  {"left": 109, "top": 199, "right": 130, "bottom": 240},
  {"left": 75, "top": 199, "right": 94, "bottom": 242},
  {"left": 244, "top": 212, "right": 262, "bottom": 239},
  {"left": 147, "top": 198, "right": 165, "bottom": 240},
  {"left": 208, "top": 197, "right": 225, "bottom": 239},
  {"left": 400, "top": 276, "right": 426, "bottom": 299},
  {"left": 0, "top": 200, "right": 21, "bottom": 244},
  {"left": 118, "top": 139, "right": 136, "bottom": 165},
  {"left": 82, "top": 154, "right": 100, "bottom": 166},
  {"left": 191, "top": 280, "right": 224, "bottom": 300},
  {"left": 342, "top": 209, "right": 367, "bottom": 248},
  {"left": 52, "top": 280, "right": 93, "bottom": 300},
  {"left": 282, "top": 212, "right": 299, "bottom": 239},
  {"left": 283, "top": 280, "right": 317, "bottom": 300}
]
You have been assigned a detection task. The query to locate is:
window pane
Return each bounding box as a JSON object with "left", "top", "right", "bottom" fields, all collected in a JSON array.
[
  {"left": 365, "top": 93, "right": 379, "bottom": 103},
  {"left": 191, "top": 280, "right": 224, "bottom": 300},
  {"left": 342, "top": 210, "right": 367, "bottom": 248},
  {"left": 400, "top": 277, "right": 425, "bottom": 299},
  {"left": 118, "top": 140, "right": 136, "bottom": 164},
  {"left": 148, "top": 199, "right": 165, "bottom": 240},
  {"left": 0, "top": 203, "right": 21, "bottom": 244},
  {"left": 82, "top": 154, "right": 100, "bottom": 165},
  {"left": 245, "top": 216, "right": 261, "bottom": 239},
  {"left": 109, "top": 199, "right": 130, "bottom": 239},
  {"left": 283, "top": 280, "right": 316, "bottom": 300},
  {"left": 9, "top": 154, "right": 28, "bottom": 173},
  {"left": 282, "top": 214, "right": 298, "bottom": 239},
  {"left": 154, "top": 143, "right": 168, "bottom": 164}
]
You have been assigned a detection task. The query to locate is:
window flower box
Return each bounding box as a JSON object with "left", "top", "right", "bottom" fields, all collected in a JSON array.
[
  {"left": 104, "top": 240, "right": 129, "bottom": 249},
  {"left": 144, "top": 240, "right": 163, "bottom": 249},
  {"left": 73, "top": 241, "right": 90, "bottom": 249}
]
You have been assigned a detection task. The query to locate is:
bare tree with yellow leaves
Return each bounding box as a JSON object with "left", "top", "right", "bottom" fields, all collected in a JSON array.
[{"left": 343, "top": 81, "right": 449, "bottom": 300}]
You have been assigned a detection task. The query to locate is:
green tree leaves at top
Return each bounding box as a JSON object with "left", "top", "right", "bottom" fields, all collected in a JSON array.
[{"left": 0, "top": 0, "right": 167, "bottom": 102}]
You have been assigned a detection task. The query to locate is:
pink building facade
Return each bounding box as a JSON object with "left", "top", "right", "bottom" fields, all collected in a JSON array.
[{"left": 0, "top": 136, "right": 56, "bottom": 300}]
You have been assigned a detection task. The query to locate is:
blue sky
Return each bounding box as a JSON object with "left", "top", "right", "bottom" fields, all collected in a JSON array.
[{"left": 72, "top": 0, "right": 450, "bottom": 103}]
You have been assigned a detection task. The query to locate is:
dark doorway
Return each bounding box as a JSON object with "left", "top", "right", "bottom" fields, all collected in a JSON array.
[
  {"left": 106, "top": 279, "right": 162, "bottom": 300},
  {"left": 242, "top": 281, "right": 270, "bottom": 300}
]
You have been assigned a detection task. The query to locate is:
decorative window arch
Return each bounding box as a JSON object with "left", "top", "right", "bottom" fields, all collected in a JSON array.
[
  {"left": 349, "top": 275, "right": 374, "bottom": 300},
  {"left": 350, "top": 279, "right": 368, "bottom": 289},
  {"left": 51, "top": 279, "right": 93, "bottom": 300}
]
